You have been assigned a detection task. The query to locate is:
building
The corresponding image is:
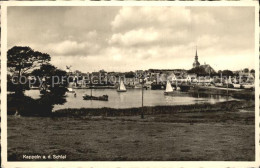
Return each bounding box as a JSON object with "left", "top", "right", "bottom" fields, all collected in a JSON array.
[
  {"left": 191, "top": 48, "right": 216, "bottom": 75},
  {"left": 200, "top": 63, "right": 216, "bottom": 74}
]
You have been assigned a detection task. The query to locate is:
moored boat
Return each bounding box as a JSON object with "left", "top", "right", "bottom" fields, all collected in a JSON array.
[
  {"left": 179, "top": 85, "right": 190, "bottom": 92},
  {"left": 241, "top": 83, "right": 254, "bottom": 89},
  {"left": 117, "top": 80, "right": 127, "bottom": 92},
  {"left": 67, "top": 87, "right": 75, "bottom": 93},
  {"left": 215, "top": 83, "right": 223, "bottom": 87},
  {"left": 164, "top": 81, "right": 174, "bottom": 95},
  {"left": 30, "top": 86, "right": 39, "bottom": 90},
  {"left": 83, "top": 94, "right": 108, "bottom": 101},
  {"left": 233, "top": 83, "right": 241, "bottom": 89},
  {"left": 151, "top": 83, "right": 165, "bottom": 90},
  {"left": 174, "top": 80, "right": 181, "bottom": 91},
  {"left": 83, "top": 82, "right": 109, "bottom": 101}
]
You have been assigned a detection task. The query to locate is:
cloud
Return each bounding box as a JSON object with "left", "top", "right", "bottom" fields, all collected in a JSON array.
[
  {"left": 44, "top": 30, "right": 100, "bottom": 56},
  {"left": 7, "top": 6, "right": 256, "bottom": 72},
  {"left": 107, "top": 6, "right": 255, "bottom": 71},
  {"left": 46, "top": 40, "right": 100, "bottom": 56},
  {"left": 111, "top": 7, "right": 191, "bottom": 31},
  {"left": 109, "top": 28, "right": 159, "bottom": 46},
  {"left": 17, "top": 39, "right": 101, "bottom": 57}
]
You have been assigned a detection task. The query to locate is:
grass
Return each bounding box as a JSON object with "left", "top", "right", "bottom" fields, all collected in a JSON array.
[{"left": 8, "top": 104, "right": 255, "bottom": 161}]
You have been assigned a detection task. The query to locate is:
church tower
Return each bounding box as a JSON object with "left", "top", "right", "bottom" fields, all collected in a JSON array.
[{"left": 192, "top": 47, "right": 200, "bottom": 68}]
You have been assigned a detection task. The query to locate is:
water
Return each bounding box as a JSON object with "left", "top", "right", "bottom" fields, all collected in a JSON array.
[{"left": 24, "top": 89, "right": 235, "bottom": 111}]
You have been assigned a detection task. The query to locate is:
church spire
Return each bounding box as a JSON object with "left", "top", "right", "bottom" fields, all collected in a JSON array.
[
  {"left": 195, "top": 46, "right": 198, "bottom": 61},
  {"left": 193, "top": 46, "right": 200, "bottom": 68},
  {"left": 195, "top": 46, "right": 198, "bottom": 57}
]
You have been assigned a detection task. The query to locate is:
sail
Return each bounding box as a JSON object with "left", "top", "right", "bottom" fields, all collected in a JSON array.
[
  {"left": 233, "top": 78, "right": 238, "bottom": 84},
  {"left": 165, "top": 81, "right": 173, "bottom": 92},
  {"left": 228, "top": 76, "right": 232, "bottom": 84},
  {"left": 68, "top": 82, "right": 74, "bottom": 88},
  {"left": 119, "top": 80, "right": 126, "bottom": 91}
]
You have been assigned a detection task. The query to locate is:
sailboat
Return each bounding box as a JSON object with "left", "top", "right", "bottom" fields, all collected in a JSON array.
[
  {"left": 67, "top": 87, "right": 75, "bottom": 93},
  {"left": 117, "top": 80, "right": 127, "bottom": 92},
  {"left": 164, "top": 81, "right": 174, "bottom": 95},
  {"left": 175, "top": 80, "right": 181, "bottom": 91},
  {"left": 83, "top": 82, "right": 108, "bottom": 101},
  {"left": 67, "top": 82, "right": 75, "bottom": 93},
  {"left": 233, "top": 78, "right": 241, "bottom": 89},
  {"left": 224, "top": 77, "right": 233, "bottom": 88}
]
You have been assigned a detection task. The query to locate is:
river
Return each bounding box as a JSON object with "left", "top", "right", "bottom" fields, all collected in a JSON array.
[{"left": 24, "top": 88, "right": 235, "bottom": 111}]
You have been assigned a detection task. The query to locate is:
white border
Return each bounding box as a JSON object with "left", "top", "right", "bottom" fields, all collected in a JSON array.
[
  {"left": 1, "top": 2, "right": 8, "bottom": 168},
  {"left": 1, "top": 1, "right": 259, "bottom": 168},
  {"left": 255, "top": 2, "right": 260, "bottom": 166}
]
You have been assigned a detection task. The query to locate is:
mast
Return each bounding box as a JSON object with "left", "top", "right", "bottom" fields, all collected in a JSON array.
[
  {"left": 175, "top": 79, "right": 178, "bottom": 90},
  {"left": 119, "top": 79, "right": 121, "bottom": 90},
  {"left": 90, "top": 78, "right": 92, "bottom": 97},
  {"left": 226, "top": 76, "right": 229, "bottom": 96}
]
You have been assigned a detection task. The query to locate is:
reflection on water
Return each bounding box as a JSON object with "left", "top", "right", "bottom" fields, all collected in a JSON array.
[{"left": 24, "top": 89, "right": 235, "bottom": 110}]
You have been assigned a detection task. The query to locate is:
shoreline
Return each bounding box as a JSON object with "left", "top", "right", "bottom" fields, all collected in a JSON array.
[
  {"left": 8, "top": 86, "right": 255, "bottom": 117},
  {"left": 53, "top": 100, "right": 254, "bottom": 117}
]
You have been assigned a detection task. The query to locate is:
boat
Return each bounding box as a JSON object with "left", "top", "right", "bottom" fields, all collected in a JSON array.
[
  {"left": 83, "top": 85, "right": 108, "bottom": 101},
  {"left": 30, "top": 86, "right": 39, "bottom": 90},
  {"left": 241, "top": 83, "right": 254, "bottom": 89},
  {"left": 83, "top": 94, "right": 108, "bottom": 101},
  {"left": 215, "top": 83, "right": 223, "bottom": 87},
  {"left": 232, "top": 78, "right": 241, "bottom": 88},
  {"left": 134, "top": 85, "right": 142, "bottom": 89},
  {"left": 117, "top": 80, "right": 127, "bottom": 92},
  {"left": 134, "top": 83, "right": 149, "bottom": 89},
  {"left": 126, "top": 85, "right": 135, "bottom": 89},
  {"left": 233, "top": 83, "right": 241, "bottom": 89},
  {"left": 164, "top": 81, "right": 174, "bottom": 95},
  {"left": 179, "top": 85, "right": 190, "bottom": 92},
  {"left": 67, "top": 87, "right": 75, "bottom": 93},
  {"left": 151, "top": 82, "right": 165, "bottom": 90},
  {"left": 174, "top": 80, "right": 181, "bottom": 91}
]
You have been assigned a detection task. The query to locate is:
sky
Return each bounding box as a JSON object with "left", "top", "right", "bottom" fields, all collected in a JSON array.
[{"left": 7, "top": 6, "right": 256, "bottom": 72}]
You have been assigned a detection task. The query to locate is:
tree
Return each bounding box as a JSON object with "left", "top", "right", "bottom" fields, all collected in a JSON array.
[
  {"left": 221, "top": 70, "right": 233, "bottom": 77},
  {"left": 243, "top": 68, "right": 249, "bottom": 73},
  {"left": 31, "top": 63, "right": 68, "bottom": 116},
  {"left": 187, "top": 67, "right": 207, "bottom": 76},
  {"left": 250, "top": 69, "right": 255, "bottom": 73},
  {"left": 7, "top": 46, "right": 68, "bottom": 116},
  {"left": 125, "top": 71, "right": 135, "bottom": 78},
  {"left": 7, "top": 46, "right": 50, "bottom": 94}
]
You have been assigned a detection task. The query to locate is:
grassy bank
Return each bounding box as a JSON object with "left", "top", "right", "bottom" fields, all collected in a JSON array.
[
  {"left": 8, "top": 108, "right": 254, "bottom": 161},
  {"left": 53, "top": 100, "right": 254, "bottom": 117}
]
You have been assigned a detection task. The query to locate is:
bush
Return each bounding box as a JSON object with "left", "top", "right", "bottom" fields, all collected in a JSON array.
[{"left": 8, "top": 93, "right": 55, "bottom": 116}]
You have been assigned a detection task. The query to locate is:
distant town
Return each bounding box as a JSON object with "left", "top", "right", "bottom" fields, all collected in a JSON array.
[{"left": 53, "top": 49, "right": 255, "bottom": 91}]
